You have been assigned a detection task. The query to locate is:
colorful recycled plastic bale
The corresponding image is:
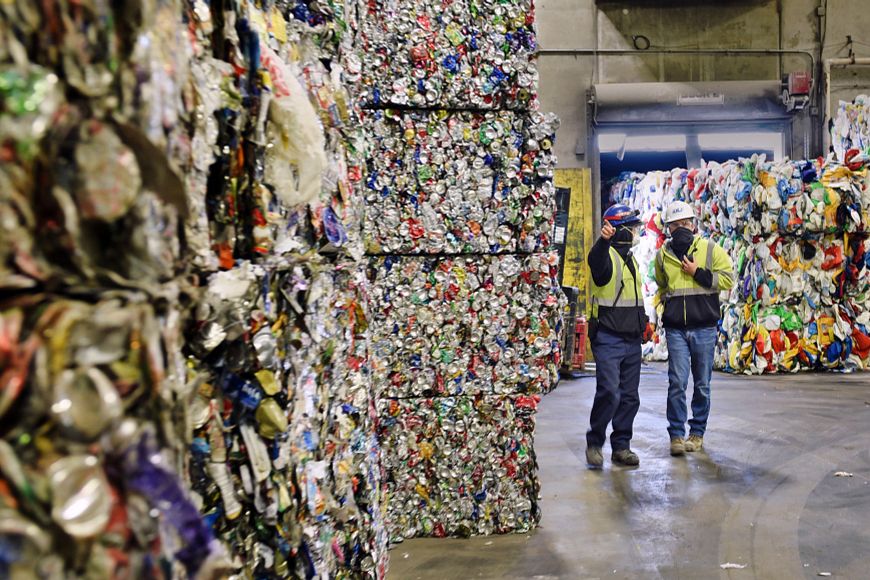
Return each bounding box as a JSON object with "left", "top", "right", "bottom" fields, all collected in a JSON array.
[
  {"left": 607, "top": 150, "right": 870, "bottom": 374},
  {"left": 832, "top": 95, "right": 870, "bottom": 165}
]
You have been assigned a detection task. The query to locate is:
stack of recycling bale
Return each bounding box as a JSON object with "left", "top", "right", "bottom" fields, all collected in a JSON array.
[
  {"left": 359, "top": 0, "right": 564, "bottom": 541},
  {"left": 609, "top": 151, "right": 870, "bottom": 375},
  {"left": 0, "top": 3, "right": 223, "bottom": 576},
  {"left": 1, "top": 2, "right": 387, "bottom": 578},
  {"left": 832, "top": 94, "right": 870, "bottom": 166},
  {"left": 177, "top": 3, "right": 388, "bottom": 578}
]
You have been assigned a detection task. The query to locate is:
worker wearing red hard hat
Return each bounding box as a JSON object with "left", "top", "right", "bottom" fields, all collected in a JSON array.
[{"left": 585, "top": 204, "right": 651, "bottom": 469}]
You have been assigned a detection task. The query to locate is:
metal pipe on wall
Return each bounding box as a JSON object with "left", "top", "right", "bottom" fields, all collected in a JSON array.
[
  {"left": 777, "top": 0, "right": 784, "bottom": 79},
  {"left": 538, "top": 47, "right": 818, "bottom": 161}
]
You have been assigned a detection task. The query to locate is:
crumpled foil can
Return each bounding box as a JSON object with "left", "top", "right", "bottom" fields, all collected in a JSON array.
[
  {"left": 377, "top": 394, "right": 541, "bottom": 542},
  {"left": 363, "top": 109, "right": 559, "bottom": 254},
  {"left": 369, "top": 254, "right": 564, "bottom": 398},
  {"left": 359, "top": 0, "right": 539, "bottom": 109}
]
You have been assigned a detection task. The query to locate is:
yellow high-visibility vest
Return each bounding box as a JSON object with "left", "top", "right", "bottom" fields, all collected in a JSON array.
[
  {"left": 656, "top": 237, "right": 731, "bottom": 299},
  {"left": 590, "top": 247, "right": 643, "bottom": 317}
]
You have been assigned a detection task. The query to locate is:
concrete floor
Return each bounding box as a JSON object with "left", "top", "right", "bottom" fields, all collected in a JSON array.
[{"left": 387, "top": 363, "right": 870, "bottom": 580}]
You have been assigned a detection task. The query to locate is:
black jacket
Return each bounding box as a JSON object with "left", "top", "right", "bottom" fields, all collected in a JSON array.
[{"left": 587, "top": 237, "right": 648, "bottom": 338}]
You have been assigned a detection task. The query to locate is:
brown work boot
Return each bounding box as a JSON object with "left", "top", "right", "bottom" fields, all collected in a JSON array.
[
  {"left": 670, "top": 437, "right": 686, "bottom": 456},
  {"left": 685, "top": 434, "right": 704, "bottom": 452},
  {"left": 586, "top": 447, "right": 604, "bottom": 469},
  {"left": 612, "top": 449, "right": 640, "bottom": 466}
]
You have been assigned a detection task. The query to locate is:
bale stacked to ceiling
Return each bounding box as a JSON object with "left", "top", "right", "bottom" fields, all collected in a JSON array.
[
  {"left": 358, "top": 0, "right": 564, "bottom": 543},
  {"left": 0, "top": 1, "right": 388, "bottom": 578},
  {"left": 175, "top": 3, "right": 388, "bottom": 577}
]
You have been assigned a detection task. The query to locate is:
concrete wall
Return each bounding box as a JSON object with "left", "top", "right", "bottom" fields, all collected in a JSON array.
[{"left": 538, "top": 0, "right": 870, "bottom": 170}]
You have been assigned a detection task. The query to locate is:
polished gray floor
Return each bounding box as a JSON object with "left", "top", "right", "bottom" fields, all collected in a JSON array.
[{"left": 387, "top": 363, "right": 870, "bottom": 580}]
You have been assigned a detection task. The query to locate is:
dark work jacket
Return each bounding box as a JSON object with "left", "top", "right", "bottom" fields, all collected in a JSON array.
[{"left": 587, "top": 237, "right": 648, "bottom": 339}]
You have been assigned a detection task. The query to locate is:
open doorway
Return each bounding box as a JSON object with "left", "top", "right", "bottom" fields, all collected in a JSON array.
[{"left": 596, "top": 129, "right": 786, "bottom": 217}]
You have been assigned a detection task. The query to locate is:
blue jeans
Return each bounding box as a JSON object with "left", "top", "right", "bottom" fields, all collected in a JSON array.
[
  {"left": 587, "top": 329, "right": 642, "bottom": 451},
  {"left": 665, "top": 326, "right": 717, "bottom": 439}
]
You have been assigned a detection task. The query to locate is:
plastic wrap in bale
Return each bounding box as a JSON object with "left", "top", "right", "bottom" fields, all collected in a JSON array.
[
  {"left": 369, "top": 254, "right": 564, "bottom": 398},
  {"left": 179, "top": 3, "right": 388, "bottom": 575},
  {"left": 359, "top": 0, "right": 538, "bottom": 109},
  {"left": 377, "top": 394, "right": 540, "bottom": 542},
  {"left": 177, "top": 13, "right": 390, "bottom": 573},
  {"left": 832, "top": 95, "right": 870, "bottom": 164}
]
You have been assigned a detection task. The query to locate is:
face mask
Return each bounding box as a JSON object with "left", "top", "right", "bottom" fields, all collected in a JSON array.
[
  {"left": 670, "top": 226, "right": 694, "bottom": 259},
  {"left": 613, "top": 226, "right": 639, "bottom": 247}
]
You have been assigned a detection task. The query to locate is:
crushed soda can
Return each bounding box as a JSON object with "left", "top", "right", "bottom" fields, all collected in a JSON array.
[
  {"left": 358, "top": 0, "right": 539, "bottom": 109},
  {"left": 369, "top": 254, "right": 564, "bottom": 398},
  {"left": 377, "top": 394, "right": 542, "bottom": 542},
  {"left": 0, "top": 294, "right": 218, "bottom": 578},
  {"left": 184, "top": 258, "right": 387, "bottom": 578},
  {"left": 2, "top": 0, "right": 390, "bottom": 577},
  {"left": 363, "top": 109, "right": 559, "bottom": 254}
]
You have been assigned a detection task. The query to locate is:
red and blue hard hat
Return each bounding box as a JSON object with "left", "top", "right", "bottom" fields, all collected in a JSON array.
[{"left": 603, "top": 204, "right": 642, "bottom": 227}]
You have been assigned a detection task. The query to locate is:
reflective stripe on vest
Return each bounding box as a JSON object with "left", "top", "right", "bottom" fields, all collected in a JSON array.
[
  {"left": 662, "top": 238, "right": 720, "bottom": 298},
  {"left": 591, "top": 248, "right": 642, "bottom": 309}
]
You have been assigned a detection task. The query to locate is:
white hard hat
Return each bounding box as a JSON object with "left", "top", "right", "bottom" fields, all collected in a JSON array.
[{"left": 664, "top": 201, "right": 695, "bottom": 224}]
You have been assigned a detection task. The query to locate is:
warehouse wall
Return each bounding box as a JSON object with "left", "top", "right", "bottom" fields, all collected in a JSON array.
[{"left": 539, "top": 0, "right": 870, "bottom": 169}]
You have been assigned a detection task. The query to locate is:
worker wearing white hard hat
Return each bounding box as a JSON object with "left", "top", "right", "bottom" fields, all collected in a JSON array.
[
  {"left": 655, "top": 201, "right": 734, "bottom": 457},
  {"left": 663, "top": 201, "right": 696, "bottom": 225}
]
